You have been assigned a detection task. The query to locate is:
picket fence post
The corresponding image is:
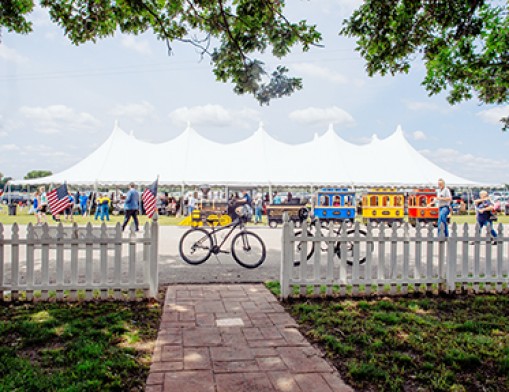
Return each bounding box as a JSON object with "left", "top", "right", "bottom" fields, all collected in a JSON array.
[
  {"left": 280, "top": 213, "right": 291, "bottom": 300},
  {"left": 446, "top": 223, "right": 457, "bottom": 292},
  {"left": 149, "top": 215, "right": 159, "bottom": 298}
]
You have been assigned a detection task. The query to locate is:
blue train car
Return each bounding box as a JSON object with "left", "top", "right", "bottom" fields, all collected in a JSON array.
[{"left": 313, "top": 188, "right": 356, "bottom": 222}]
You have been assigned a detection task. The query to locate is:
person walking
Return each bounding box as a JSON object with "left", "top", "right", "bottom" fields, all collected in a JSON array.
[
  {"left": 37, "top": 186, "right": 48, "bottom": 225},
  {"left": 80, "top": 192, "right": 89, "bottom": 216},
  {"left": 428, "top": 178, "right": 452, "bottom": 237},
  {"left": 100, "top": 193, "right": 111, "bottom": 221},
  {"left": 94, "top": 193, "right": 102, "bottom": 220},
  {"left": 187, "top": 191, "right": 197, "bottom": 215},
  {"left": 473, "top": 191, "right": 498, "bottom": 243},
  {"left": 254, "top": 194, "right": 263, "bottom": 224},
  {"left": 122, "top": 183, "right": 140, "bottom": 231}
]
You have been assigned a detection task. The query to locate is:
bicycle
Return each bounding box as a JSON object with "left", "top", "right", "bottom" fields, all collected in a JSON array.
[
  {"left": 294, "top": 219, "right": 373, "bottom": 266},
  {"left": 178, "top": 211, "right": 266, "bottom": 269}
]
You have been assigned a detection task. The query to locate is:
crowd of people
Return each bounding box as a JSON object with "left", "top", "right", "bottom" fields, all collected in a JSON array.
[{"left": 12, "top": 181, "right": 504, "bottom": 244}]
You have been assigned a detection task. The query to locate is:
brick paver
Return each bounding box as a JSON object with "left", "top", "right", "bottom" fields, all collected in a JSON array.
[{"left": 148, "top": 284, "right": 353, "bottom": 391}]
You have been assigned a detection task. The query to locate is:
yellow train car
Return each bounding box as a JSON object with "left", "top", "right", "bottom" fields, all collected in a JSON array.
[{"left": 361, "top": 188, "right": 405, "bottom": 226}]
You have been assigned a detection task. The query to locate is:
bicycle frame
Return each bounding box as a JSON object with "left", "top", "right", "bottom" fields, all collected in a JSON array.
[{"left": 198, "top": 218, "right": 246, "bottom": 252}]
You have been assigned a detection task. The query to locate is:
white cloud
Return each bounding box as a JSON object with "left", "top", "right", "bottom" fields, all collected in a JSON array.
[
  {"left": 169, "top": 105, "right": 260, "bottom": 128},
  {"left": 120, "top": 36, "right": 152, "bottom": 55},
  {"left": 289, "top": 106, "right": 355, "bottom": 126},
  {"left": 19, "top": 105, "right": 102, "bottom": 134},
  {"left": 412, "top": 131, "right": 427, "bottom": 140},
  {"left": 477, "top": 106, "right": 509, "bottom": 125},
  {"left": 420, "top": 148, "right": 509, "bottom": 183},
  {"left": 293, "top": 63, "right": 348, "bottom": 84},
  {"left": 0, "top": 45, "right": 28, "bottom": 64},
  {"left": 110, "top": 101, "right": 155, "bottom": 123}
]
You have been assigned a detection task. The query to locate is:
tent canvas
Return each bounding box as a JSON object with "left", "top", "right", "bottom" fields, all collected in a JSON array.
[{"left": 10, "top": 123, "right": 478, "bottom": 187}]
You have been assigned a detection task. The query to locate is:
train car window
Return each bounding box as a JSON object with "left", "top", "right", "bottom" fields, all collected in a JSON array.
[
  {"left": 370, "top": 196, "right": 378, "bottom": 206},
  {"left": 394, "top": 196, "right": 402, "bottom": 207},
  {"left": 382, "top": 196, "right": 390, "bottom": 207},
  {"left": 408, "top": 196, "right": 415, "bottom": 207},
  {"left": 332, "top": 195, "right": 341, "bottom": 206},
  {"left": 420, "top": 196, "right": 427, "bottom": 207},
  {"left": 320, "top": 195, "right": 329, "bottom": 206},
  {"left": 345, "top": 196, "right": 353, "bottom": 206}
]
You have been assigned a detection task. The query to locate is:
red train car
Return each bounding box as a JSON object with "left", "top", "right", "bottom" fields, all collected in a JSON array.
[{"left": 407, "top": 188, "right": 448, "bottom": 227}]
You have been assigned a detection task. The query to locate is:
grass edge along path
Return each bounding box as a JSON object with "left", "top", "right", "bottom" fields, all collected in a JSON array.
[
  {"left": 0, "top": 296, "right": 162, "bottom": 391},
  {"left": 266, "top": 281, "right": 509, "bottom": 392}
]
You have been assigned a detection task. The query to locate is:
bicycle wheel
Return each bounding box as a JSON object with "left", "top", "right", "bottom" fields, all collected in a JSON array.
[
  {"left": 179, "top": 228, "right": 213, "bottom": 265},
  {"left": 293, "top": 230, "right": 315, "bottom": 266},
  {"left": 336, "top": 229, "right": 373, "bottom": 266},
  {"left": 231, "top": 231, "right": 266, "bottom": 269}
]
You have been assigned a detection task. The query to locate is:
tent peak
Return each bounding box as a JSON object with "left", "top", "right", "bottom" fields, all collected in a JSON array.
[{"left": 395, "top": 124, "right": 404, "bottom": 136}]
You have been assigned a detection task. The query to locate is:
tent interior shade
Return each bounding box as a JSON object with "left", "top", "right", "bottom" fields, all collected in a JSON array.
[{"left": 10, "top": 122, "right": 478, "bottom": 187}]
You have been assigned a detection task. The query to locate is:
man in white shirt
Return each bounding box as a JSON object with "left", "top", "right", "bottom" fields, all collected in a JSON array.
[{"left": 429, "top": 178, "right": 452, "bottom": 237}]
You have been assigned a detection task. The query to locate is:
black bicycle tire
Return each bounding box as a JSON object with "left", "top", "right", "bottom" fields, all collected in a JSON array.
[
  {"left": 179, "top": 228, "right": 213, "bottom": 265},
  {"left": 231, "top": 231, "right": 266, "bottom": 269},
  {"left": 293, "top": 230, "right": 315, "bottom": 266},
  {"left": 335, "top": 228, "right": 373, "bottom": 266}
]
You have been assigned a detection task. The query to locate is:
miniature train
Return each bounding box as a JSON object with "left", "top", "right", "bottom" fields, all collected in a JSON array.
[
  {"left": 181, "top": 187, "right": 451, "bottom": 227},
  {"left": 267, "top": 187, "right": 449, "bottom": 228}
]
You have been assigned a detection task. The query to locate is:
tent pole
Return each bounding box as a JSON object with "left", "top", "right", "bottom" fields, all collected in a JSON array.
[
  {"left": 268, "top": 184, "right": 273, "bottom": 204},
  {"left": 180, "top": 183, "right": 185, "bottom": 216}
]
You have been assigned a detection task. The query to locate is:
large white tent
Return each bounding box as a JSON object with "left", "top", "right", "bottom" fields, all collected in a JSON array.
[{"left": 11, "top": 122, "right": 477, "bottom": 187}]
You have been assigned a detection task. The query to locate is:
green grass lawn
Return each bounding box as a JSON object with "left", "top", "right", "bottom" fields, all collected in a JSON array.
[
  {"left": 0, "top": 206, "right": 270, "bottom": 227},
  {"left": 1, "top": 207, "right": 508, "bottom": 227},
  {"left": 266, "top": 282, "right": 509, "bottom": 391},
  {"left": 0, "top": 299, "right": 161, "bottom": 391}
]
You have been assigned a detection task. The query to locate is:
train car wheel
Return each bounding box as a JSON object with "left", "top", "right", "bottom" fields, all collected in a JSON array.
[{"left": 219, "top": 215, "right": 232, "bottom": 226}]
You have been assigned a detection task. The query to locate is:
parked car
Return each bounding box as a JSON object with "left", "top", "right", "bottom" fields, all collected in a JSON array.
[
  {"left": 489, "top": 191, "right": 509, "bottom": 201},
  {"left": 0, "top": 192, "right": 29, "bottom": 206}
]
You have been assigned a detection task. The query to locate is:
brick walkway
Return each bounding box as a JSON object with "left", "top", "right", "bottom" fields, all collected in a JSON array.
[{"left": 146, "top": 284, "right": 353, "bottom": 392}]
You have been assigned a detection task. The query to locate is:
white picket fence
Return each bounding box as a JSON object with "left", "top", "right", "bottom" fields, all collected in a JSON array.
[
  {"left": 280, "top": 214, "right": 509, "bottom": 299},
  {"left": 0, "top": 221, "right": 158, "bottom": 301}
]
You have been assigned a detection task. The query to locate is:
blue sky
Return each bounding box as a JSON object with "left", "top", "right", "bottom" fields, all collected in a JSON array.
[{"left": 1, "top": 0, "right": 508, "bottom": 184}]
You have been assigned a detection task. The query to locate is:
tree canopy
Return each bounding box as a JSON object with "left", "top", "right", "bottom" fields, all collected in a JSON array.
[
  {"left": 0, "top": 0, "right": 321, "bottom": 104},
  {"left": 24, "top": 170, "right": 53, "bottom": 179},
  {"left": 341, "top": 0, "right": 509, "bottom": 130},
  {"left": 1, "top": 1, "right": 508, "bottom": 127}
]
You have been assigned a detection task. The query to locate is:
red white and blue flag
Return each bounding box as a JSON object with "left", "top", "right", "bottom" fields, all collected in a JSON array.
[
  {"left": 48, "top": 183, "right": 70, "bottom": 216},
  {"left": 142, "top": 180, "right": 158, "bottom": 218}
]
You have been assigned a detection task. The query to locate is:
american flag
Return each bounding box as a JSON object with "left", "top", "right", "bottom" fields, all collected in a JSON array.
[
  {"left": 47, "top": 183, "right": 70, "bottom": 216},
  {"left": 142, "top": 180, "right": 158, "bottom": 218}
]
